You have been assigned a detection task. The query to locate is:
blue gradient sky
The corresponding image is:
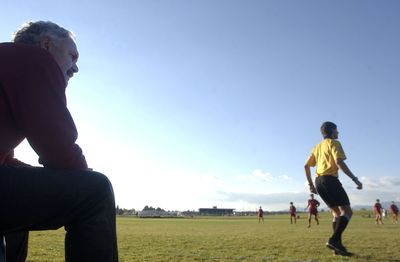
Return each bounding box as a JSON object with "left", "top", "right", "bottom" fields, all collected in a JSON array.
[{"left": 2, "top": 0, "right": 399, "bottom": 211}]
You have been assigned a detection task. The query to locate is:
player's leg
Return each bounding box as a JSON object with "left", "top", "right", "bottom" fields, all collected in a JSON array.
[
  {"left": 315, "top": 176, "right": 351, "bottom": 256},
  {"left": 307, "top": 213, "right": 312, "bottom": 227},
  {"left": 330, "top": 208, "right": 340, "bottom": 239},
  {"left": 327, "top": 205, "right": 353, "bottom": 255},
  {"left": 315, "top": 212, "right": 319, "bottom": 225},
  {"left": 326, "top": 206, "right": 349, "bottom": 254}
]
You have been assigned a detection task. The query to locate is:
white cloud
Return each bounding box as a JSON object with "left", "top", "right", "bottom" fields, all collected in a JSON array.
[
  {"left": 252, "top": 169, "right": 273, "bottom": 181},
  {"left": 361, "top": 176, "right": 400, "bottom": 191},
  {"left": 215, "top": 191, "right": 315, "bottom": 211},
  {"left": 237, "top": 169, "right": 293, "bottom": 183},
  {"left": 279, "top": 174, "right": 292, "bottom": 180}
]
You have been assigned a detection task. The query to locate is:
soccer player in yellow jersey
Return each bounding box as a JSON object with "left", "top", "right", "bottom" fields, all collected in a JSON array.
[{"left": 304, "top": 121, "right": 362, "bottom": 256}]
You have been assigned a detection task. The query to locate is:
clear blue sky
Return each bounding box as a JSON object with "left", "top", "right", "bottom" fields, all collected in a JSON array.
[{"left": 2, "top": 0, "right": 399, "bottom": 211}]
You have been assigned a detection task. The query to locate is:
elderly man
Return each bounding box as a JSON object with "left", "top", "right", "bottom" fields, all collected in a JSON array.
[{"left": 0, "top": 21, "right": 118, "bottom": 262}]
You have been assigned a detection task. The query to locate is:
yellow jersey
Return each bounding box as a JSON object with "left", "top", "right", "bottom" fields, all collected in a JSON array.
[{"left": 306, "top": 139, "right": 346, "bottom": 177}]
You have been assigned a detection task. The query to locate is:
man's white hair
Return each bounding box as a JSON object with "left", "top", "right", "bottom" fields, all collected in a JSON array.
[{"left": 12, "top": 21, "right": 75, "bottom": 45}]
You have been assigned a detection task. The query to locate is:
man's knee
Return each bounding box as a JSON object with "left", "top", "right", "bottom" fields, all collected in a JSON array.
[
  {"left": 92, "top": 172, "right": 115, "bottom": 200},
  {"left": 339, "top": 205, "right": 352, "bottom": 218}
]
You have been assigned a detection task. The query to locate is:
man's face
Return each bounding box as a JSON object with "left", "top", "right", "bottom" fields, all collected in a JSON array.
[{"left": 43, "top": 36, "right": 79, "bottom": 84}]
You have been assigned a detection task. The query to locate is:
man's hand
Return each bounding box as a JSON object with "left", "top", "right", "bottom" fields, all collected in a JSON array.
[
  {"left": 353, "top": 177, "right": 362, "bottom": 190},
  {"left": 309, "top": 184, "right": 317, "bottom": 194}
]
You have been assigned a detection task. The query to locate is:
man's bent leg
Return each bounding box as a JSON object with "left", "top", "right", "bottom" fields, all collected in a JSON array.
[
  {"left": 64, "top": 171, "right": 118, "bottom": 262},
  {"left": 0, "top": 166, "right": 118, "bottom": 262}
]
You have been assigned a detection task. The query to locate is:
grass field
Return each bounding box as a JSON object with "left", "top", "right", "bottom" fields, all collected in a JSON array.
[{"left": 26, "top": 212, "right": 400, "bottom": 261}]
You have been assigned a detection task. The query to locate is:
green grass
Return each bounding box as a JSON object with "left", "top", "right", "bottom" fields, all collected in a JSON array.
[{"left": 26, "top": 212, "right": 400, "bottom": 261}]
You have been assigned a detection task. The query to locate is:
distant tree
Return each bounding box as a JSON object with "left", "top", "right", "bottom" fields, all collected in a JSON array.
[
  {"left": 143, "top": 205, "right": 152, "bottom": 211},
  {"left": 142, "top": 206, "right": 165, "bottom": 212},
  {"left": 143, "top": 205, "right": 156, "bottom": 211}
]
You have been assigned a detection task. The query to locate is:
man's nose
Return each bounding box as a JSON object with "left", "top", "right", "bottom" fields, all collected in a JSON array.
[{"left": 72, "top": 63, "right": 79, "bottom": 73}]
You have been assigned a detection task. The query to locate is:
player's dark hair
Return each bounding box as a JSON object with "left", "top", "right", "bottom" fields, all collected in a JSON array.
[{"left": 320, "top": 121, "right": 337, "bottom": 139}]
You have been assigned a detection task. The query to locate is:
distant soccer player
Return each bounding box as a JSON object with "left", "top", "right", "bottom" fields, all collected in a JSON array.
[
  {"left": 374, "top": 199, "right": 384, "bottom": 225},
  {"left": 258, "top": 206, "right": 264, "bottom": 223},
  {"left": 289, "top": 202, "right": 297, "bottom": 224},
  {"left": 389, "top": 201, "right": 399, "bottom": 224},
  {"left": 306, "top": 194, "right": 320, "bottom": 228},
  {"left": 305, "top": 121, "right": 362, "bottom": 256}
]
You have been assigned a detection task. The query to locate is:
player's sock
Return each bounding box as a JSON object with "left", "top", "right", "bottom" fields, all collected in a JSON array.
[
  {"left": 332, "top": 216, "right": 339, "bottom": 232},
  {"left": 332, "top": 217, "right": 340, "bottom": 242},
  {"left": 331, "top": 215, "right": 350, "bottom": 242}
]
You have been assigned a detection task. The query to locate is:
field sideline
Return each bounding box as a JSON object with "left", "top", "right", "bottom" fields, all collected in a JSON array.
[{"left": 26, "top": 211, "right": 399, "bottom": 261}]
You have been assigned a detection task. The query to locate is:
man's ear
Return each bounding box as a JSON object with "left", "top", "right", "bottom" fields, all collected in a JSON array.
[{"left": 39, "top": 36, "right": 54, "bottom": 51}]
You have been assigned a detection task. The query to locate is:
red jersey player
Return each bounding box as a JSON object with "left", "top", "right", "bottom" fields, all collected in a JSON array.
[
  {"left": 389, "top": 201, "right": 398, "bottom": 224},
  {"left": 306, "top": 194, "right": 320, "bottom": 228},
  {"left": 373, "top": 199, "right": 383, "bottom": 225},
  {"left": 289, "top": 202, "right": 297, "bottom": 224},
  {"left": 258, "top": 206, "right": 264, "bottom": 223}
]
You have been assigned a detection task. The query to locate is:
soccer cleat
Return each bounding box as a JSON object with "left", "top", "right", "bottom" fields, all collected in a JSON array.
[
  {"left": 333, "top": 250, "right": 353, "bottom": 257},
  {"left": 326, "top": 239, "right": 352, "bottom": 256}
]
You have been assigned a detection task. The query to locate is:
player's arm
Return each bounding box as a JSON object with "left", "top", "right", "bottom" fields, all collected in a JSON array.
[
  {"left": 304, "top": 154, "right": 317, "bottom": 194},
  {"left": 335, "top": 158, "right": 362, "bottom": 189},
  {"left": 305, "top": 201, "right": 310, "bottom": 211},
  {"left": 304, "top": 165, "right": 316, "bottom": 194}
]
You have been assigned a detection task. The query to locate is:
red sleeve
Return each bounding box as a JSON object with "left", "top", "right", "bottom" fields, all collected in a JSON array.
[{"left": 3, "top": 45, "right": 87, "bottom": 170}]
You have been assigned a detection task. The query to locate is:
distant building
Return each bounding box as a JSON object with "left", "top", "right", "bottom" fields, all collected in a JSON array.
[
  {"left": 199, "top": 206, "right": 235, "bottom": 216},
  {"left": 138, "top": 210, "right": 178, "bottom": 218}
]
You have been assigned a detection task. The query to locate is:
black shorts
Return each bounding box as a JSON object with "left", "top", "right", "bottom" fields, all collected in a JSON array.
[{"left": 315, "top": 175, "right": 350, "bottom": 208}]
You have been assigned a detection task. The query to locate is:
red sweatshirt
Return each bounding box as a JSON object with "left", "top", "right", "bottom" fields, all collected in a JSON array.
[{"left": 0, "top": 43, "right": 87, "bottom": 169}]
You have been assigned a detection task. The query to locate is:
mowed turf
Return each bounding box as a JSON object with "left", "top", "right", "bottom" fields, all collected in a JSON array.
[{"left": 26, "top": 212, "right": 399, "bottom": 261}]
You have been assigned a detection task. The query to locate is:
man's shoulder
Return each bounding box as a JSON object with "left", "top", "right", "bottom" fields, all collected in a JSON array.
[
  {"left": 0, "top": 43, "right": 61, "bottom": 81},
  {"left": 0, "top": 42, "right": 54, "bottom": 63}
]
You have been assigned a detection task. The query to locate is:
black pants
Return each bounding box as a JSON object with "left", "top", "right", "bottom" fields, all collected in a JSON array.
[
  {"left": 315, "top": 175, "right": 350, "bottom": 208},
  {"left": 0, "top": 165, "right": 118, "bottom": 262}
]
